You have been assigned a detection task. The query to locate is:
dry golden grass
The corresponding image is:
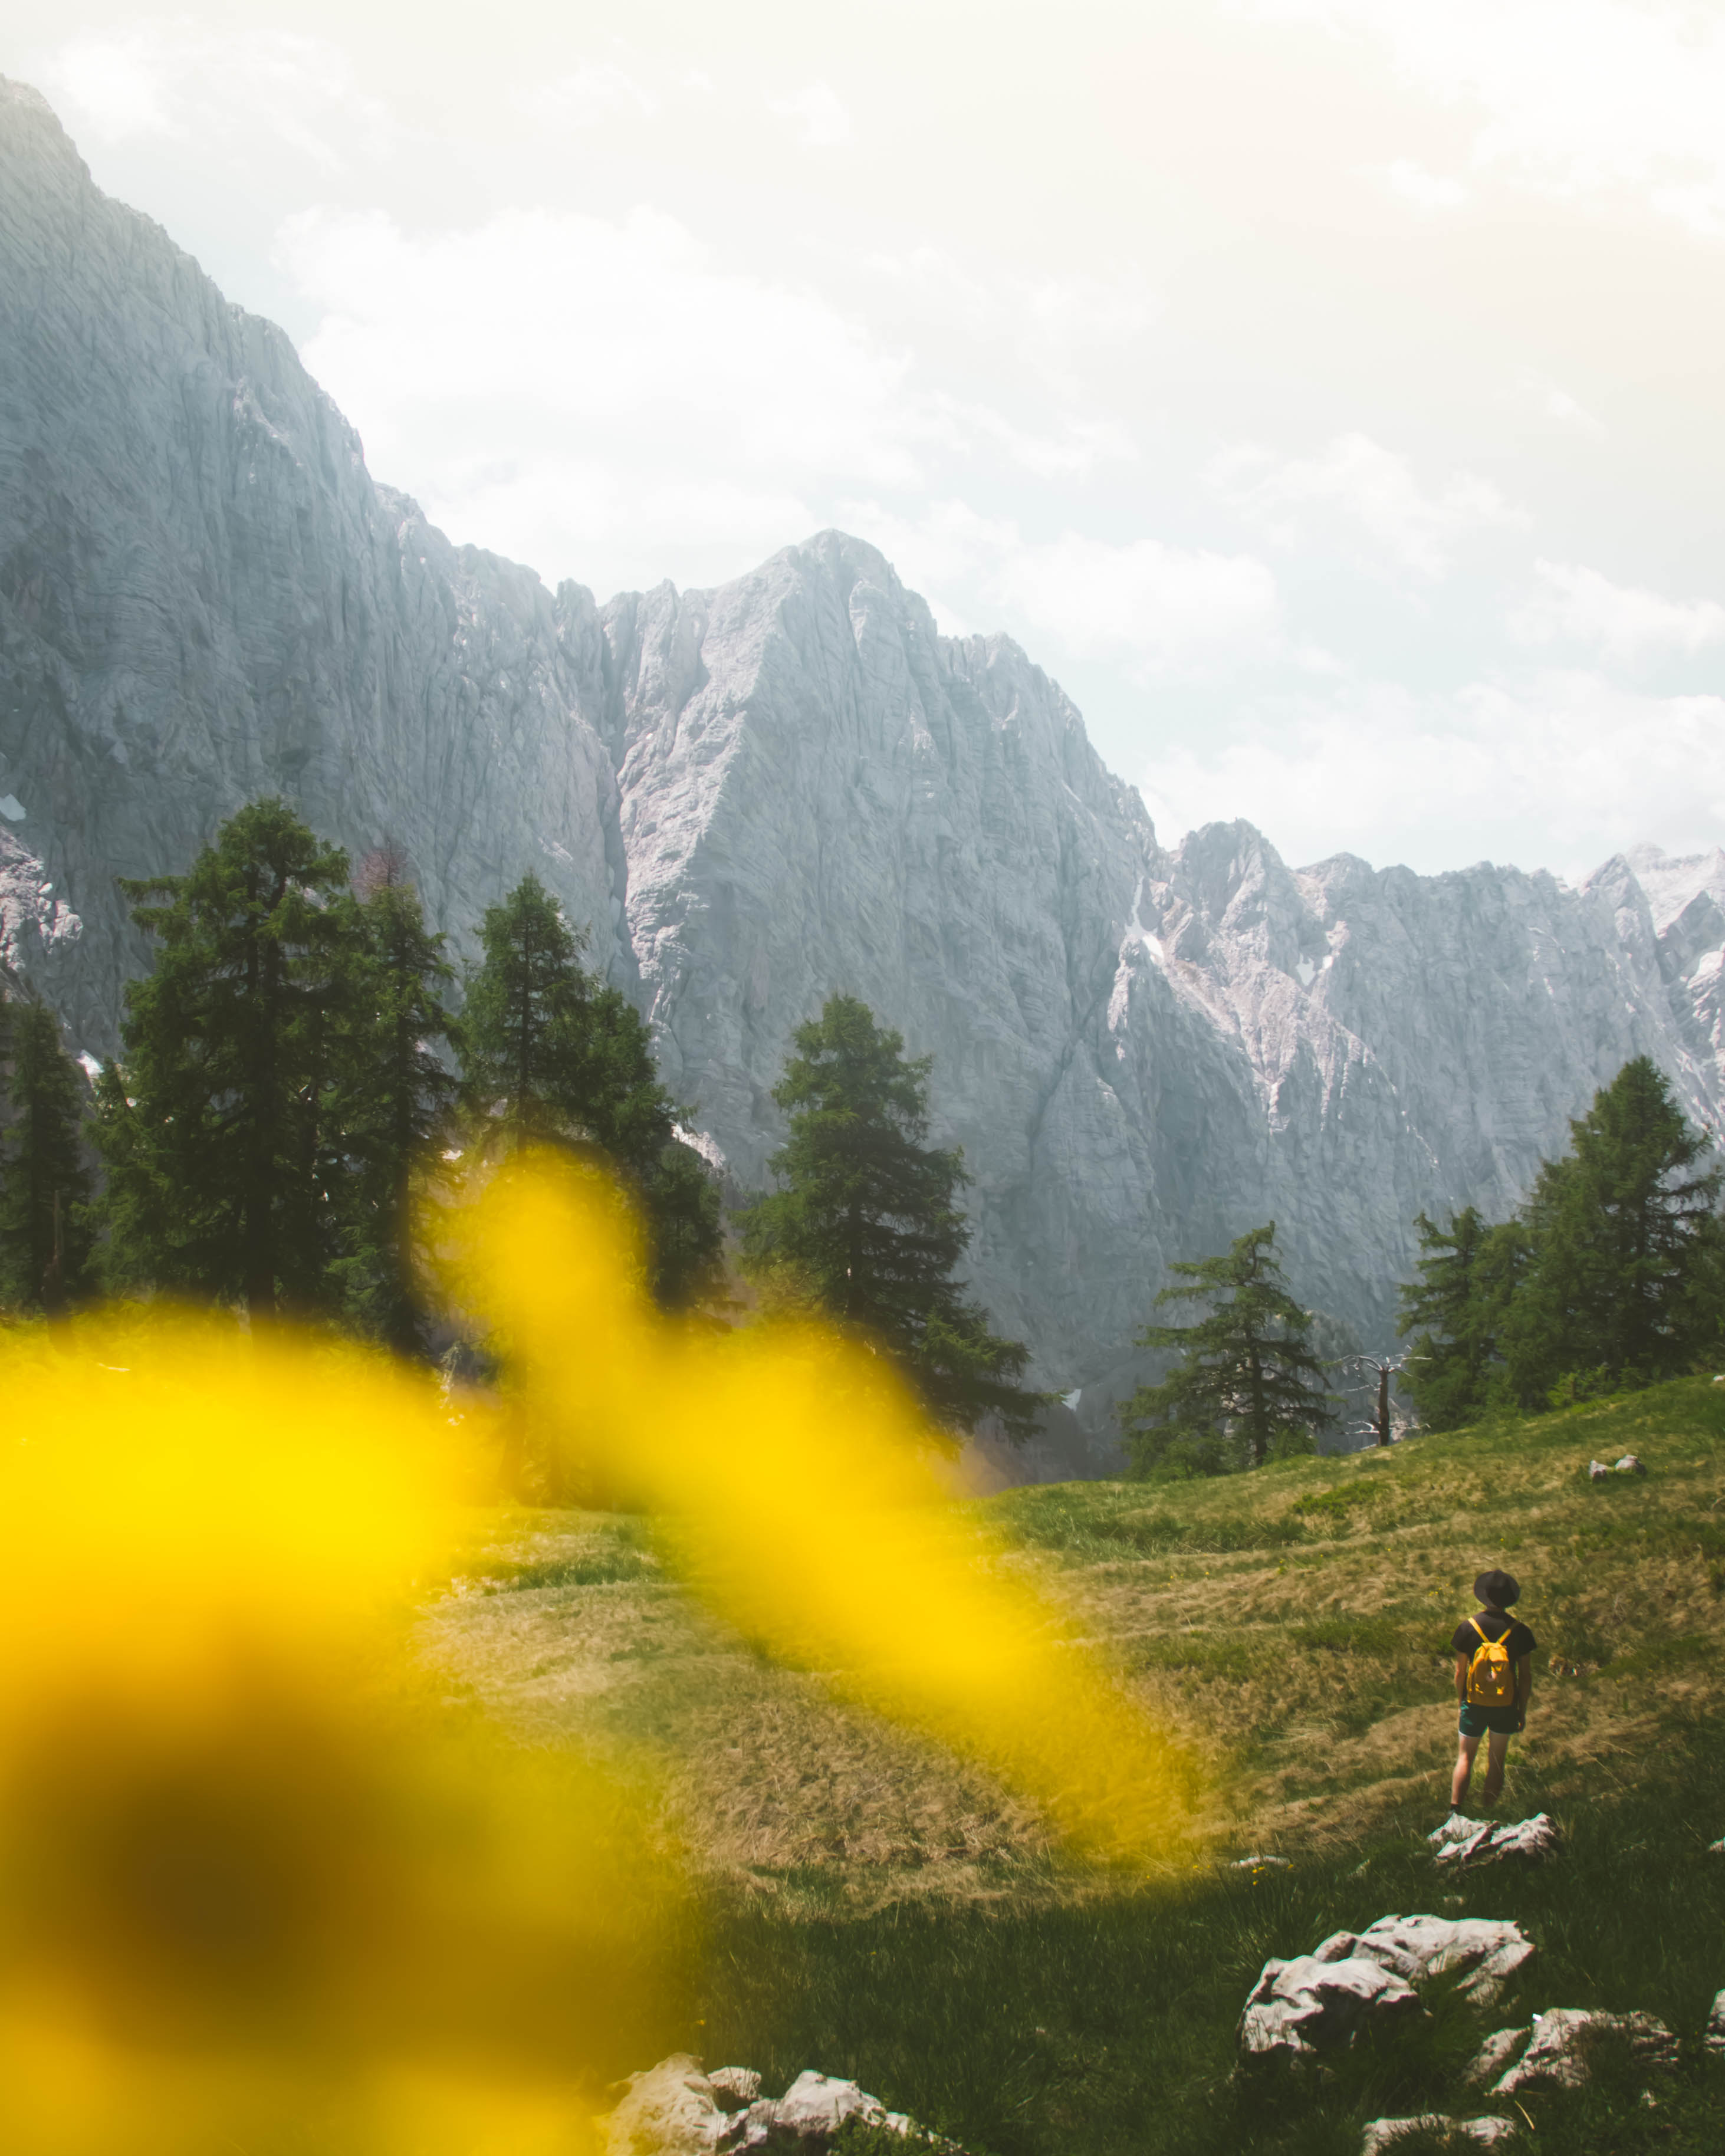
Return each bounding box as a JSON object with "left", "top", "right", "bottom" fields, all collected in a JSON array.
[{"left": 418, "top": 1378, "right": 1725, "bottom": 1902}]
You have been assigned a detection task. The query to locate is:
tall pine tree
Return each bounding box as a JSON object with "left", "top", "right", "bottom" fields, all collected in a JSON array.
[
  {"left": 459, "top": 873, "right": 721, "bottom": 1307},
  {"left": 97, "top": 799, "right": 356, "bottom": 1318},
  {"left": 741, "top": 994, "right": 1043, "bottom": 1442},
  {"left": 1119, "top": 1223, "right": 1334, "bottom": 1473},
  {"left": 0, "top": 995, "right": 94, "bottom": 1313},
  {"left": 1396, "top": 1207, "right": 1530, "bottom": 1429},
  {"left": 330, "top": 850, "right": 459, "bottom": 1352},
  {"left": 1501, "top": 1056, "right": 1721, "bottom": 1401}
]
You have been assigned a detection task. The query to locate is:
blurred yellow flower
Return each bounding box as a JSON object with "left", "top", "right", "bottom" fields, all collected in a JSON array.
[{"left": 0, "top": 1154, "right": 1192, "bottom": 2152}]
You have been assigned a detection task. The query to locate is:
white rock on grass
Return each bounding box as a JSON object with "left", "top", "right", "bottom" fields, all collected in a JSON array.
[
  {"left": 1704, "top": 1991, "right": 1725, "bottom": 2057},
  {"left": 606, "top": 2056, "right": 738, "bottom": 2156},
  {"left": 1313, "top": 1915, "right": 1536, "bottom": 2004},
  {"left": 1491, "top": 2009, "right": 1678, "bottom": 2095},
  {"left": 1238, "top": 1953, "right": 1421, "bottom": 2060},
  {"left": 604, "top": 2059, "right": 949, "bottom": 2156},
  {"left": 1430, "top": 1815, "right": 1559, "bottom": 1869},
  {"left": 767, "top": 2071, "right": 916, "bottom": 2141},
  {"left": 1361, "top": 2117, "right": 1515, "bottom": 2154},
  {"left": 1589, "top": 1455, "right": 1647, "bottom": 1480},
  {"left": 1240, "top": 1914, "right": 1537, "bottom": 2062}
]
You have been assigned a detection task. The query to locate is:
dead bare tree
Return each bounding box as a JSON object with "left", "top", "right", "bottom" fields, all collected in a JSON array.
[
  {"left": 353, "top": 837, "right": 412, "bottom": 900},
  {"left": 1341, "top": 1353, "right": 1410, "bottom": 1447}
]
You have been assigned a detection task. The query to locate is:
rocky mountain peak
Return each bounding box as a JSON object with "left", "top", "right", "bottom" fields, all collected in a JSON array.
[{"left": 2, "top": 80, "right": 1721, "bottom": 1457}]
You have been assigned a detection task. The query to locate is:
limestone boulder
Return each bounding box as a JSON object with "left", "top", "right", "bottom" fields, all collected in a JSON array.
[
  {"left": 604, "top": 2059, "right": 952, "bottom": 2156},
  {"left": 1238, "top": 1952, "right": 1421, "bottom": 2060},
  {"left": 1430, "top": 1815, "right": 1559, "bottom": 1869},
  {"left": 1360, "top": 2117, "right": 1515, "bottom": 2154},
  {"left": 1490, "top": 2009, "right": 1677, "bottom": 2095},
  {"left": 1312, "top": 1915, "right": 1536, "bottom": 2004},
  {"left": 606, "top": 2056, "right": 738, "bottom": 2156}
]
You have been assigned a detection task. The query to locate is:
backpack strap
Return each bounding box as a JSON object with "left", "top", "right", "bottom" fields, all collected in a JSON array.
[{"left": 1468, "top": 1616, "right": 1490, "bottom": 1646}]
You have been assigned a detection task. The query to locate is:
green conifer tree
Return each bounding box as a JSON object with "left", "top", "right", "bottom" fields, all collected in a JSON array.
[
  {"left": 330, "top": 850, "right": 459, "bottom": 1352},
  {"left": 1119, "top": 1223, "right": 1334, "bottom": 1473},
  {"left": 97, "top": 799, "right": 356, "bottom": 1317},
  {"left": 0, "top": 995, "right": 94, "bottom": 1312},
  {"left": 740, "top": 994, "right": 1043, "bottom": 1443},
  {"left": 1501, "top": 1056, "right": 1722, "bottom": 1402},
  {"left": 459, "top": 873, "right": 721, "bottom": 1306},
  {"left": 1395, "top": 1207, "right": 1530, "bottom": 1428}
]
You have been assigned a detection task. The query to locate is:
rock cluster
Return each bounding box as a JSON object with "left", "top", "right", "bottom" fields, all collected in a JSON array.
[
  {"left": 1588, "top": 1455, "right": 1647, "bottom": 1480},
  {"left": 1430, "top": 1813, "right": 1560, "bottom": 1869},
  {"left": 1238, "top": 1914, "right": 1535, "bottom": 2060},
  {"left": 604, "top": 2058, "right": 953, "bottom": 2156}
]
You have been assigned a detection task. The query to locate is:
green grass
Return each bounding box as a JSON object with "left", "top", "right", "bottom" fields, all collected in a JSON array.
[
  {"left": 426, "top": 1376, "right": 1725, "bottom": 2152},
  {"left": 693, "top": 1710, "right": 1725, "bottom": 2155}
]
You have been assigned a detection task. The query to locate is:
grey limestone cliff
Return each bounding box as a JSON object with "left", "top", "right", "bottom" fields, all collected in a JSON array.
[{"left": 4, "top": 77, "right": 1722, "bottom": 1434}]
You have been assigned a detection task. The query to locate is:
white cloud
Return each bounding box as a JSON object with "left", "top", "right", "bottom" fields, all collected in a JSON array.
[
  {"left": 862, "top": 247, "right": 1154, "bottom": 405},
  {"left": 937, "top": 402, "right": 1138, "bottom": 481},
  {"left": 41, "top": 27, "right": 397, "bottom": 169},
  {"left": 1212, "top": 432, "right": 1526, "bottom": 578},
  {"left": 1139, "top": 668, "right": 1725, "bottom": 879},
  {"left": 767, "top": 79, "right": 853, "bottom": 148},
  {"left": 277, "top": 202, "right": 935, "bottom": 588},
  {"left": 1512, "top": 561, "right": 1725, "bottom": 663},
  {"left": 517, "top": 64, "right": 660, "bottom": 127},
  {"left": 1249, "top": 0, "right": 1725, "bottom": 235},
  {"left": 1518, "top": 375, "right": 1606, "bottom": 438},
  {"left": 997, "top": 532, "right": 1282, "bottom": 668},
  {"left": 842, "top": 501, "right": 1284, "bottom": 673},
  {"left": 1379, "top": 157, "right": 1468, "bottom": 209},
  {"left": 277, "top": 201, "right": 1157, "bottom": 593}
]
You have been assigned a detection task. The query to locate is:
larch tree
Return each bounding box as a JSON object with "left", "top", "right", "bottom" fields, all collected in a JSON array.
[
  {"left": 458, "top": 872, "right": 721, "bottom": 1307},
  {"left": 330, "top": 847, "right": 460, "bottom": 1352},
  {"left": 1501, "top": 1056, "right": 1722, "bottom": 1402},
  {"left": 0, "top": 995, "right": 94, "bottom": 1312},
  {"left": 1119, "top": 1222, "right": 1335, "bottom": 1473},
  {"left": 741, "top": 993, "right": 1044, "bottom": 1444},
  {"left": 97, "top": 798, "right": 356, "bottom": 1319},
  {"left": 1396, "top": 1207, "right": 1531, "bottom": 1429}
]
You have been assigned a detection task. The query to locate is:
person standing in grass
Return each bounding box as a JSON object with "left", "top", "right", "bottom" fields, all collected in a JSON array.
[{"left": 1450, "top": 1569, "right": 1536, "bottom": 1813}]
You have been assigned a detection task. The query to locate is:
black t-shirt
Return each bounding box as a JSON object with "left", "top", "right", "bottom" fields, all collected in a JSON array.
[{"left": 1451, "top": 1609, "right": 1537, "bottom": 1660}]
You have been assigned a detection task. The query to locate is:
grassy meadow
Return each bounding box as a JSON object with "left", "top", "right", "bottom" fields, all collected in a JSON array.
[{"left": 420, "top": 1379, "right": 1725, "bottom": 2154}]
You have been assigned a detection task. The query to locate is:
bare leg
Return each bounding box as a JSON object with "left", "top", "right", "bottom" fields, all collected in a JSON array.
[
  {"left": 1451, "top": 1732, "right": 1480, "bottom": 1810},
  {"left": 1480, "top": 1729, "right": 1512, "bottom": 1807}
]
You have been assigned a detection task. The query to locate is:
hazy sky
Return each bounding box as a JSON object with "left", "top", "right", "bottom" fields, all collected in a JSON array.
[{"left": 7, "top": 0, "right": 1725, "bottom": 881}]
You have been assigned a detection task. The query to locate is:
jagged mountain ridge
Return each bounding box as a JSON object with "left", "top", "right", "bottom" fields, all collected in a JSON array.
[{"left": 4, "top": 75, "right": 1723, "bottom": 1427}]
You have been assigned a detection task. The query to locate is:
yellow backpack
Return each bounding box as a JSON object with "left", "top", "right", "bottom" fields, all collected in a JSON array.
[{"left": 1465, "top": 1616, "right": 1517, "bottom": 1706}]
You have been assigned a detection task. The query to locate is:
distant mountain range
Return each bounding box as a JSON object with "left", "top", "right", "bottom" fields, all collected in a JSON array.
[{"left": 4, "top": 75, "right": 1722, "bottom": 1451}]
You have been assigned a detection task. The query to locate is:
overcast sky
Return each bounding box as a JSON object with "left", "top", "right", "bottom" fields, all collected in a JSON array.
[{"left": 6, "top": 0, "right": 1724, "bottom": 882}]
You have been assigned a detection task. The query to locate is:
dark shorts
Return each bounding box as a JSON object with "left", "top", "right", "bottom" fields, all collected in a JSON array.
[{"left": 1458, "top": 1703, "right": 1521, "bottom": 1738}]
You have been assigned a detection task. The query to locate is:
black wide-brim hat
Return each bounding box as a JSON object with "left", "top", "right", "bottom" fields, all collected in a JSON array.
[{"left": 1474, "top": 1568, "right": 1520, "bottom": 1607}]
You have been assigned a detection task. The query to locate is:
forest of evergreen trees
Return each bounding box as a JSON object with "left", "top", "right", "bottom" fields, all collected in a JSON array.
[
  {"left": 0, "top": 801, "right": 720, "bottom": 1343},
  {"left": 4, "top": 801, "right": 1722, "bottom": 1460},
  {"left": 1115, "top": 1056, "right": 1725, "bottom": 1475},
  {"left": 0, "top": 800, "right": 1041, "bottom": 1444}
]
